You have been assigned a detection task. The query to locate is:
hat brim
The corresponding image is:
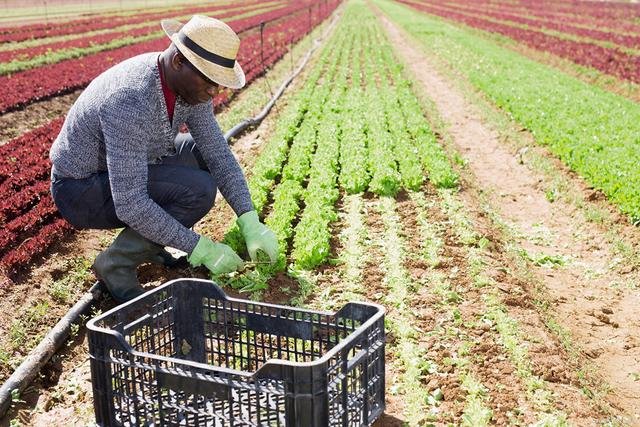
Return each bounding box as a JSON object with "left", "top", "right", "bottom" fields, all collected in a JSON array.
[{"left": 161, "top": 18, "right": 245, "bottom": 90}]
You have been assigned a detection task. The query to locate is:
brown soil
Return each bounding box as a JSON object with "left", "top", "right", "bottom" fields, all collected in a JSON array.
[
  {"left": 304, "top": 193, "right": 413, "bottom": 425},
  {"left": 396, "top": 191, "right": 489, "bottom": 419},
  {"left": 377, "top": 10, "right": 640, "bottom": 423},
  {"left": 362, "top": 197, "right": 413, "bottom": 425},
  {"left": 400, "top": 186, "right": 605, "bottom": 424},
  {"left": 446, "top": 184, "right": 608, "bottom": 424},
  {"left": 305, "top": 182, "right": 604, "bottom": 424},
  {"left": 0, "top": 91, "right": 81, "bottom": 145}
]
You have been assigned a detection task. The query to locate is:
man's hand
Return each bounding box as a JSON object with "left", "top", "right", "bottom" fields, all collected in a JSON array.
[
  {"left": 187, "top": 236, "right": 244, "bottom": 275},
  {"left": 237, "top": 210, "right": 279, "bottom": 263}
]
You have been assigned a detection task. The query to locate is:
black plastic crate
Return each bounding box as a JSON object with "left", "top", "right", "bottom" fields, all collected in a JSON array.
[{"left": 87, "top": 278, "right": 385, "bottom": 426}]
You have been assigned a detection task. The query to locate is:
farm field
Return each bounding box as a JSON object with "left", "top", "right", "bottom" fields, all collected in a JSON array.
[{"left": 1, "top": 0, "right": 640, "bottom": 426}]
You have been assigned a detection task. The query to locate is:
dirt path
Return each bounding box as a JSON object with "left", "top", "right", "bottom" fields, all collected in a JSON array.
[{"left": 377, "top": 9, "right": 640, "bottom": 423}]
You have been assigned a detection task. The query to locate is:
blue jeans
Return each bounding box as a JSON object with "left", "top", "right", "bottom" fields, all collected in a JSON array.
[{"left": 51, "top": 134, "right": 217, "bottom": 230}]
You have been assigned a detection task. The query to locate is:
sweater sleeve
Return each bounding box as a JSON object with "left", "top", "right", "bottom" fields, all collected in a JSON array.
[
  {"left": 100, "top": 89, "right": 200, "bottom": 253},
  {"left": 186, "top": 101, "right": 254, "bottom": 217}
]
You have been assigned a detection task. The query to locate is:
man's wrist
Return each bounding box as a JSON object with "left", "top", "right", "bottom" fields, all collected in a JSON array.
[
  {"left": 237, "top": 210, "right": 259, "bottom": 231},
  {"left": 235, "top": 206, "right": 254, "bottom": 219}
]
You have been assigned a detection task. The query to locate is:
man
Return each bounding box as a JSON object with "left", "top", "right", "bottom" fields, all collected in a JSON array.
[{"left": 49, "top": 15, "right": 278, "bottom": 303}]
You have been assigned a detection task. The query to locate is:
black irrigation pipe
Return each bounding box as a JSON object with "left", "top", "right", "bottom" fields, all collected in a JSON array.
[
  {"left": 0, "top": 7, "right": 340, "bottom": 419},
  {"left": 0, "top": 281, "right": 106, "bottom": 417},
  {"left": 225, "top": 7, "right": 338, "bottom": 141}
]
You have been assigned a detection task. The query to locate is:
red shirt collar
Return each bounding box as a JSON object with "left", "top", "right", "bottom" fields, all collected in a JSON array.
[{"left": 157, "top": 56, "right": 176, "bottom": 124}]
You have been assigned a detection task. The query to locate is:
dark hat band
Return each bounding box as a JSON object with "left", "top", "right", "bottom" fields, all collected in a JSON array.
[{"left": 177, "top": 32, "right": 236, "bottom": 69}]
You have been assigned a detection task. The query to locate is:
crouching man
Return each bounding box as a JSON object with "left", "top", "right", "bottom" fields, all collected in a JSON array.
[{"left": 49, "top": 15, "right": 277, "bottom": 302}]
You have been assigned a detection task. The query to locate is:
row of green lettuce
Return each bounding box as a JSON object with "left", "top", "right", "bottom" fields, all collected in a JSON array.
[
  {"left": 377, "top": 0, "right": 640, "bottom": 224},
  {"left": 218, "top": 0, "right": 458, "bottom": 294}
]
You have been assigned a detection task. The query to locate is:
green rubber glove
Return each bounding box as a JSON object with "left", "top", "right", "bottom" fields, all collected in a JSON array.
[
  {"left": 237, "top": 210, "right": 279, "bottom": 263},
  {"left": 187, "top": 236, "right": 244, "bottom": 275}
]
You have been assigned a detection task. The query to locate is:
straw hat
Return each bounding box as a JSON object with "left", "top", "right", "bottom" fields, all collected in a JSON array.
[{"left": 161, "top": 15, "right": 245, "bottom": 89}]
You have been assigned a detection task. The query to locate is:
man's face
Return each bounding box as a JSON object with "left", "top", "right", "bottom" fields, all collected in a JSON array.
[{"left": 175, "top": 55, "right": 220, "bottom": 105}]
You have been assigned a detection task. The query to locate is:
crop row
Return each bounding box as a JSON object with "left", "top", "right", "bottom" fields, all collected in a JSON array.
[
  {"left": 294, "top": 7, "right": 465, "bottom": 420},
  {"left": 432, "top": 0, "right": 640, "bottom": 51},
  {"left": 288, "top": 5, "right": 457, "bottom": 264},
  {"left": 437, "top": 186, "right": 575, "bottom": 423},
  {"left": 368, "top": 17, "right": 458, "bottom": 192},
  {"left": 364, "top": 90, "right": 402, "bottom": 196},
  {"left": 0, "top": 1, "right": 338, "bottom": 114},
  {"left": 217, "top": 50, "right": 328, "bottom": 259},
  {"left": 474, "top": 0, "right": 640, "bottom": 21},
  {"left": 0, "top": 6, "right": 339, "bottom": 279},
  {"left": 0, "top": 0, "right": 270, "bottom": 43},
  {"left": 0, "top": 1, "right": 327, "bottom": 76},
  {"left": 264, "top": 27, "right": 347, "bottom": 273},
  {"left": 512, "top": 0, "right": 640, "bottom": 21},
  {"left": 337, "top": 85, "right": 368, "bottom": 193},
  {"left": 375, "top": 34, "right": 459, "bottom": 190},
  {"left": 398, "top": 0, "right": 640, "bottom": 84},
  {"left": 380, "top": 0, "right": 640, "bottom": 220},
  {"left": 290, "top": 98, "right": 342, "bottom": 269},
  {"left": 222, "top": 15, "right": 350, "bottom": 286},
  {"left": 0, "top": 219, "right": 72, "bottom": 283},
  {"left": 0, "top": 2, "right": 272, "bottom": 53},
  {"left": 0, "top": 1, "right": 277, "bottom": 70},
  {"left": 222, "top": 11, "right": 349, "bottom": 279},
  {"left": 219, "top": 0, "right": 457, "bottom": 293},
  {"left": 0, "top": 118, "right": 63, "bottom": 278},
  {"left": 450, "top": 0, "right": 640, "bottom": 34},
  {"left": 0, "top": 2, "right": 217, "bottom": 36},
  {"left": 374, "top": 196, "right": 436, "bottom": 422}
]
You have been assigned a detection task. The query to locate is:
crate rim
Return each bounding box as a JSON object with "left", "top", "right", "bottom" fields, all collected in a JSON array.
[{"left": 87, "top": 278, "right": 385, "bottom": 379}]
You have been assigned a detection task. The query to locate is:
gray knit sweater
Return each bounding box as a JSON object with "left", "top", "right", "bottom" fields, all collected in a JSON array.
[{"left": 50, "top": 52, "right": 253, "bottom": 254}]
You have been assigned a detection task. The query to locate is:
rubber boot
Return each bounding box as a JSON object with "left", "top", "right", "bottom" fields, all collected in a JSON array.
[{"left": 92, "top": 228, "right": 164, "bottom": 303}]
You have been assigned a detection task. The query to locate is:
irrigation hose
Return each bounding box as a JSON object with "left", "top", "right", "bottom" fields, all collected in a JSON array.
[
  {"left": 0, "top": 9, "right": 341, "bottom": 419},
  {"left": 0, "top": 281, "right": 106, "bottom": 417},
  {"left": 224, "top": 10, "right": 339, "bottom": 142}
]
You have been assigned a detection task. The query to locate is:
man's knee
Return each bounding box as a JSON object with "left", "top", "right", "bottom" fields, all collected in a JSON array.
[
  {"left": 50, "top": 173, "right": 124, "bottom": 229},
  {"left": 177, "top": 170, "right": 216, "bottom": 227},
  {"left": 147, "top": 165, "right": 217, "bottom": 227},
  {"left": 192, "top": 170, "right": 217, "bottom": 213}
]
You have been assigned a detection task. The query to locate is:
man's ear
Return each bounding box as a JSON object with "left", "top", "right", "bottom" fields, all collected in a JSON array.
[{"left": 170, "top": 51, "right": 185, "bottom": 71}]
